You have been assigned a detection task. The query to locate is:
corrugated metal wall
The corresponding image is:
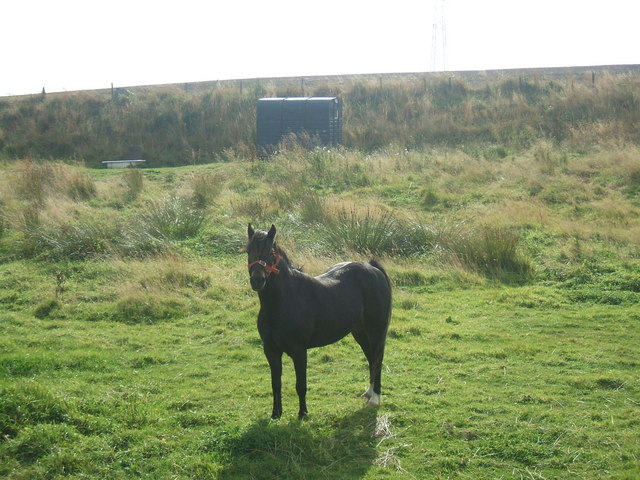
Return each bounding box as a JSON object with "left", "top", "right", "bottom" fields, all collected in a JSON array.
[{"left": 257, "top": 97, "right": 342, "bottom": 154}]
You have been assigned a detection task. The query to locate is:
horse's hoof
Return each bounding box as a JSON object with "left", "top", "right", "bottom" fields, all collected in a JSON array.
[
  {"left": 367, "top": 393, "right": 380, "bottom": 407},
  {"left": 361, "top": 384, "right": 374, "bottom": 399}
]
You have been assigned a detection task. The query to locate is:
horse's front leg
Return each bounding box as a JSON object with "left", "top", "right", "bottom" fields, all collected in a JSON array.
[
  {"left": 264, "top": 343, "right": 283, "bottom": 419},
  {"left": 292, "top": 348, "right": 308, "bottom": 420}
]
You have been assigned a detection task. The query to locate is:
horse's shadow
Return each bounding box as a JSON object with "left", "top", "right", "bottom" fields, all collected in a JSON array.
[{"left": 218, "top": 407, "right": 379, "bottom": 480}]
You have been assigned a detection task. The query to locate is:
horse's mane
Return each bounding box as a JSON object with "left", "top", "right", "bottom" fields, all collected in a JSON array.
[{"left": 273, "top": 242, "right": 303, "bottom": 272}]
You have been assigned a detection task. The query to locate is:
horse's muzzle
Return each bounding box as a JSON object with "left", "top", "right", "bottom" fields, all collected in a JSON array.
[{"left": 250, "top": 273, "right": 266, "bottom": 291}]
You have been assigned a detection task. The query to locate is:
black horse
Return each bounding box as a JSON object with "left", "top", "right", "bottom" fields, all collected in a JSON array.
[{"left": 246, "top": 224, "right": 392, "bottom": 419}]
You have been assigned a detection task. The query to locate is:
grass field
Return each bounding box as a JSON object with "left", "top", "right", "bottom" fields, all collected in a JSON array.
[{"left": 0, "top": 145, "right": 639, "bottom": 479}]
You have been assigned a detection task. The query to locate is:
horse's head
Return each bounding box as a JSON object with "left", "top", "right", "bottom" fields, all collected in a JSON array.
[{"left": 247, "top": 224, "right": 282, "bottom": 292}]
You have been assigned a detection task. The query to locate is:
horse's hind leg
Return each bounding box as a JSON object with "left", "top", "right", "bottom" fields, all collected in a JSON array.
[
  {"left": 356, "top": 318, "right": 389, "bottom": 407},
  {"left": 352, "top": 328, "right": 378, "bottom": 404},
  {"left": 367, "top": 338, "right": 386, "bottom": 406}
]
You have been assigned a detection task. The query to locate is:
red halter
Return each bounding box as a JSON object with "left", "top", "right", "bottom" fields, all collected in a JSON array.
[{"left": 248, "top": 251, "right": 282, "bottom": 276}]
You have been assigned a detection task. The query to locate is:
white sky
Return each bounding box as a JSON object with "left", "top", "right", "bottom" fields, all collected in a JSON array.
[{"left": 1, "top": 0, "right": 639, "bottom": 96}]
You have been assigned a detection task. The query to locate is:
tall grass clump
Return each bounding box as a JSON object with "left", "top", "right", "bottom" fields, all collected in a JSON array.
[
  {"left": 266, "top": 146, "right": 373, "bottom": 195},
  {"left": 189, "top": 170, "right": 225, "bottom": 208},
  {"left": 438, "top": 224, "right": 533, "bottom": 279},
  {"left": 113, "top": 227, "right": 170, "bottom": 258},
  {"left": 12, "top": 160, "right": 76, "bottom": 205},
  {"left": 231, "top": 197, "right": 276, "bottom": 221},
  {"left": 323, "top": 208, "right": 437, "bottom": 257},
  {"left": 122, "top": 168, "right": 144, "bottom": 201},
  {"left": 324, "top": 212, "right": 533, "bottom": 279},
  {"left": 13, "top": 160, "right": 57, "bottom": 205},
  {"left": 6, "top": 167, "right": 203, "bottom": 260},
  {"left": 325, "top": 208, "right": 397, "bottom": 256},
  {"left": 299, "top": 193, "right": 329, "bottom": 225},
  {"left": 66, "top": 170, "right": 97, "bottom": 201},
  {"left": 21, "top": 217, "right": 114, "bottom": 260},
  {"left": 8, "top": 159, "right": 96, "bottom": 206},
  {"left": 16, "top": 209, "right": 170, "bottom": 260},
  {"left": 137, "top": 195, "right": 206, "bottom": 240}
]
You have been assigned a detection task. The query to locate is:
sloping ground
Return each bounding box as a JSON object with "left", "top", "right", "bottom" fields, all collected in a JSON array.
[
  {"left": 5, "top": 64, "right": 639, "bottom": 99},
  {"left": 0, "top": 147, "right": 638, "bottom": 478}
]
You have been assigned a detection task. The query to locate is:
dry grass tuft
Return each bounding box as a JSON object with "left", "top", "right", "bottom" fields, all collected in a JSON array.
[
  {"left": 373, "top": 413, "right": 395, "bottom": 440},
  {"left": 6, "top": 159, "right": 97, "bottom": 206}
]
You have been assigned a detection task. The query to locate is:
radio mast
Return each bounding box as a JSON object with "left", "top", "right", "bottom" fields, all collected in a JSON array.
[{"left": 431, "top": 0, "right": 448, "bottom": 72}]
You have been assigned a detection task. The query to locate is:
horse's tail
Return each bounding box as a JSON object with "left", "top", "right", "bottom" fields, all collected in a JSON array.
[
  {"left": 368, "top": 259, "right": 390, "bottom": 288},
  {"left": 368, "top": 259, "right": 392, "bottom": 324}
]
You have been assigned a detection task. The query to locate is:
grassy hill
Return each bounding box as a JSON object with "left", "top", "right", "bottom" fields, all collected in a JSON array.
[
  {"left": 0, "top": 138, "right": 639, "bottom": 477},
  {"left": 1, "top": 65, "right": 639, "bottom": 166}
]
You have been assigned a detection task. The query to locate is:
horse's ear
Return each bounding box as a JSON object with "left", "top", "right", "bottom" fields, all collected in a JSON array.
[
  {"left": 248, "top": 223, "right": 255, "bottom": 239},
  {"left": 268, "top": 224, "right": 276, "bottom": 241}
]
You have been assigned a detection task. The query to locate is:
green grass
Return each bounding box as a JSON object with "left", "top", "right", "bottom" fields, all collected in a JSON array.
[
  {"left": 1, "top": 146, "right": 639, "bottom": 478},
  {"left": 0, "top": 264, "right": 637, "bottom": 479}
]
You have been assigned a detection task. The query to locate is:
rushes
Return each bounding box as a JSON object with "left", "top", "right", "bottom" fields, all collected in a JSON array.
[
  {"left": 66, "top": 170, "right": 97, "bottom": 201},
  {"left": 325, "top": 208, "right": 398, "bottom": 256},
  {"left": 4, "top": 161, "right": 207, "bottom": 260},
  {"left": 18, "top": 195, "right": 206, "bottom": 260},
  {"left": 440, "top": 224, "right": 533, "bottom": 279},
  {"left": 138, "top": 195, "right": 206, "bottom": 240},
  {"left": 189, "top": 170, "right": 224, "bottom": 208},
  {"left": 14, "top": 160, "right": 58, "bottom": 205},
  {"left": 11, "top": 159, "right": 97, "bottom": 205},
  {"left": 323, "top": 208, "right": 531, "bottom": 279},
  {"left": 323, "top": 208, "right": 438, "bottom": 258},
  {"left": 22, "top": 217, "right": 113, "bottom": 260},
  {"left": 122, "top": 168, "right": 144, "bottom": 202},
  {"left": 2, "top": 140, "right": 632, "bottom": 283}
]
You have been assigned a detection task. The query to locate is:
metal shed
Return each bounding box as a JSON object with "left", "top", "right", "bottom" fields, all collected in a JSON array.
[{"left": 256, "top": 97, "right": 342, "bottom": 154}]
